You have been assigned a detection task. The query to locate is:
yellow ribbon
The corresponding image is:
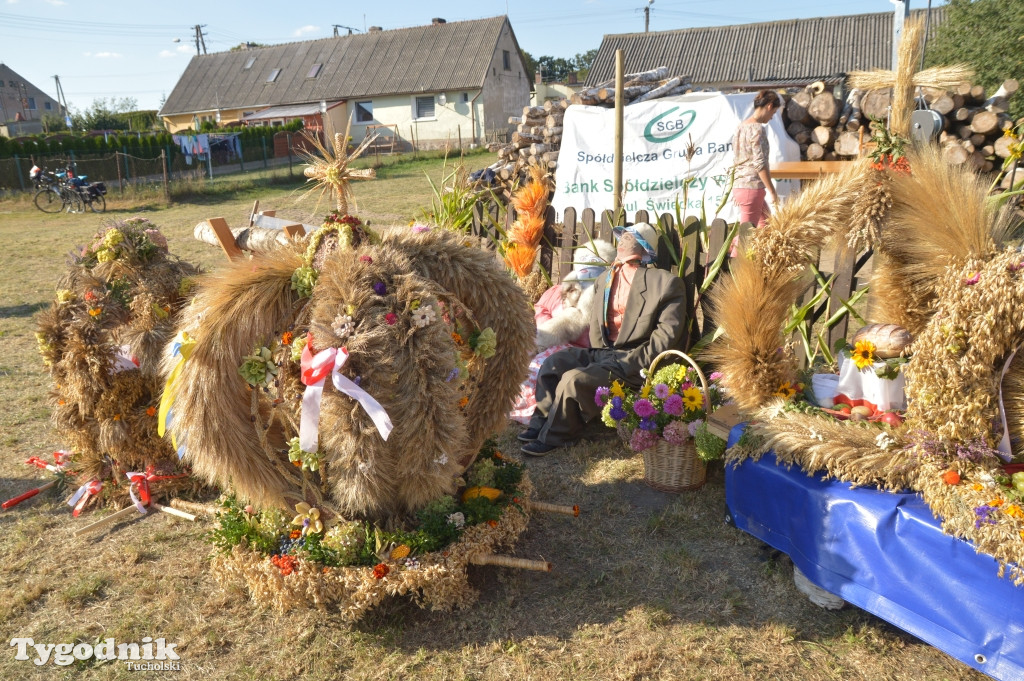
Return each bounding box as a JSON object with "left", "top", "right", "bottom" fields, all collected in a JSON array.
[{"left": 158, "top": 331, "right": 196, "bottom": 448}]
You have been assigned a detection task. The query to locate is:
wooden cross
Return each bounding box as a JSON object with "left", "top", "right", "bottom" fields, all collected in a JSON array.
[{"left": 847, "top": 18, "right": 973, "bottom": 137}]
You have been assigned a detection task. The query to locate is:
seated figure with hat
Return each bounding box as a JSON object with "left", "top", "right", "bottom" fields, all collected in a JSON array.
[{"left": 520, "top": 223, "right": 687, "bottom": 456}]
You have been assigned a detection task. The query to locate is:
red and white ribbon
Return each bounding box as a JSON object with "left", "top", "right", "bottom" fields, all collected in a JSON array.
[
  {"left": 998, "top": 348, "right": 1018, "bottom": 461},
  {"left": 110, "top": 344, "right": 140, "bottom": 374},
  {"left": 126, "top": 472, "right": 152, "bottom": 513},
  {"left": 68, "top": 479, "right": 103, "bottom": 517},
  {"left": 299, "top": 335, "right": 393, "bottom": 453}
]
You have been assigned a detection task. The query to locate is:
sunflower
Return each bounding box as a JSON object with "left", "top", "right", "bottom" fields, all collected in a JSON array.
[
  {"left": 851, "top": 340, "right": 876, "bottom": 370},
  {"left": 682, "top": 386, "right": 703, "bottom": 411},
  {"left": 774, "top": 382, "right": 797, "bottom": 399}
]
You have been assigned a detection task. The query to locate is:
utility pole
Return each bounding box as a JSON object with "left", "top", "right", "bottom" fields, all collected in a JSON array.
[
  {"left": 53, "top": 75, "right": 71, "bottom": 129},
  {"left": 891, "top": 0, "right": 909, "bottom": 70},
  {"left": 644, "top": 0, "right": 654, "bottom": 32},
  {"left": 193, "top": 24, "right": 208, "bottom": 56}
]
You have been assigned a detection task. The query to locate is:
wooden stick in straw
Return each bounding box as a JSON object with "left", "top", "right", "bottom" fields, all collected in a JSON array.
[
  {"left": 151, "top": 502, "right": 196, "bottom": 521},
  {"left": 73, "top": 505, "right": 143, "bottom": 537},
  {"left": 525, "top": 500, "right": 580, "bottom": 517},
  {"left": 1, "top": 480, "right": 57, "bottom": 511},
  {"left": 469, "top": 553, "right": 552, "bottom": 572},
  {"left": 169, "top": 498, "right": 220, "bottom": 516}
]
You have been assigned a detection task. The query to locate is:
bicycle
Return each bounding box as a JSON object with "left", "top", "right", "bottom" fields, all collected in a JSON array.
[{"left": 31, "top": 167, "right": 68, "bottom": 213}]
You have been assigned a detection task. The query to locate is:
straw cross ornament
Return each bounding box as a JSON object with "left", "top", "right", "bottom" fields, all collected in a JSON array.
[
  {"left": 299, "top": 115, "right": 379, "bottom": 215},
  {"left": 847, "top": 19, "right": 973, "bottom": 138}
]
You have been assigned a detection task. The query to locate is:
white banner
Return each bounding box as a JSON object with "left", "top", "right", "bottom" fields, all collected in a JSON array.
[{"left": 551, "top": 92, "right": 800, "bottom": 223}]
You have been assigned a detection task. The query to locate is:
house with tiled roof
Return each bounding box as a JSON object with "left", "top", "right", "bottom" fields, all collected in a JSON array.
[
  {"left": 585, "top": 8, "right": 945, "bottom": 90},
  {"left": 159, "top": 16, "right": 530, "bottom": 148},
  {"left": 0, "top": 63, "right": 62, "bottom": 137}
]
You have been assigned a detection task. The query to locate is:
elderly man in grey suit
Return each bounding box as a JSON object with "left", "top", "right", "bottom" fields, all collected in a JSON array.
[{"left": 520, "top": 222, "right": 687, "bottom": 456}]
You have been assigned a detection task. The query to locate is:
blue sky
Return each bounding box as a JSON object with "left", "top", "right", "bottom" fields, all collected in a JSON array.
[{"left": 0, "top": 0, "right": 945, "bottom": 113}]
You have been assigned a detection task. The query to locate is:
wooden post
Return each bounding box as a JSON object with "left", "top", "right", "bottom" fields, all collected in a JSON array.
[
  {"left": 116, "top": 151, "right": 124, "bottom": 194},
  {"left": 261, "top": 137, "right": 268, "bottom": 168},
  {"left": 13, "top": 155, "right": 24, "bottom": 191},
  {"left": 287, "top": 133, "right": 293, "bottom": 177},
  {"left": 613, "top": 49, "right": 625, "bottom": 222},
  {"left": 458, "top": 124, "right": 462, "bottom": 152},
  {"left": 161, "top": 149, "right": 170, "bottom": 204},
  {"left": 122, "top": 146, "right": 131, "bottom": 185}
]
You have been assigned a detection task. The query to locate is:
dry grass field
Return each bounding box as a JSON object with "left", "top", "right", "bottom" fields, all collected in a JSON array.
[{"left": 0, "top": 157, "right": 987, "bottom": 680}]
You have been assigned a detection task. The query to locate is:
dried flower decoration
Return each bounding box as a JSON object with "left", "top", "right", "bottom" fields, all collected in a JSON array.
[
  {"left": 238, "top": 346, "right": 278, "bottom": 387},
  {"left": 411, "top": 305, "right": 436, "bottom": 328},
  {"left": 941, "top": 470, "right": 960, "bottom": 485},
  {"left": 331, "top": 314, "right": 355, "bottom": 339},
  {"left": 373, "top": 281, "right": 387, "bottom": 296},
  {"left": 446, "top": 512, "right": 465, "bottom": 529},
  {"left": 469, "top": 327, "right": 497, "bottom": 358},
  {"left": 291, "top": 265, "right": 317, "bottom": 298},
  {"left": 281, "top": 331, "right": 294, "bottom": 346},
  {"left": 291, "top": 502, "right": 324, "bottom": 536},
  {"left": 384, "top": 312, "right": 398, "bottom": 326},
  {"left": 359, "top": 255, "right": 373, "bottom": 264},
  {"left": 287, "top": 437, "right": 322, "bottom": 472},
  {"left": 372, "top": 563, "right": 390, "bottom": 579}
]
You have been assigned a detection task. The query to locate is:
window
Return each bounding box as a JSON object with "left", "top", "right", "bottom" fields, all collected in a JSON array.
[
  {"left": 502, "top": 50, "right": 511, "bottom": 71},
  {"left": 414, "top": 96, "right": 435, "bottom": 120},
  {"left": 307, "top": 63, "right": 322, "bottom": 78},
  {"left": 244, "top": 57, "right": 256, "bottom": 70},
  {"left": 266, "top": 68, "right": 281, "bottom": 83},
  {"left": 355, "top": 100, "right": 373, "bottom": 123},
  {"left": 44, "top": 101, "right": 52, "bottom": 110},
  {"left": 26, "top": 97, "right": 36, "bottom": 110},
  {"left": 462, "top": 93, "right": 469, "bottom": 103}
]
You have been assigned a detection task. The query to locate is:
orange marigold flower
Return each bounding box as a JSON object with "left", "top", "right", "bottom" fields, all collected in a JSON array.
[
  {"left": 941, "top": 470, "right": 960, "bottom": 485},
  {"left": 1005, "top": 504, "right": 1024, "bottom": 519},
  {"left": 146, "top": 406, "right": 157, "bottom": 417},
  {"left": 57, "top": 399, "right": 66, "bottom": 406},
  {"left": 988, "top": 498, "right": 1005, "bottom": 507},
  {"left": 322, "top": 566, "right": 330, "bottom": 574},
  {"left": 458, "top": 396, "right": 469, "bottom": 408},
  {"left": 451, "top": 332, "right": 463, "bottom": 345},
  {"left": 372, "top": 563, "right": 390, "bottom": 579},
  {"left": 493, "top": 451, "right": 504, "bottom": 460},
  {"left": 88, "top": 307, "right": 102, "bottom": 317},
  {"left": 971, "top": 483, "right": 984, "bottom": 492},
  {"left": 112, "top": 414, "right": 121, "bottom": 421},
  {"left": 487, "top": 519, "right": 498, "bottom": 528},
  {"left": 281, "top": 331, "right": 294, "bottom": 345},
  {"left": 290, "top": 529, "right": 301, "bottom": 539}
]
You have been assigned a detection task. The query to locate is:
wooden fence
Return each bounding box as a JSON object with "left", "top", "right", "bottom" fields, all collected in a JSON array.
[{"left": 470, "top": 202, "right": 871, "bottom": 361}]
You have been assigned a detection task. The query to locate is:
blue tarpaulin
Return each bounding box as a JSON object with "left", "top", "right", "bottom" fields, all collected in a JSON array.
[{"left": 725, "top": 425, "right": 1024, "bottom": 680}]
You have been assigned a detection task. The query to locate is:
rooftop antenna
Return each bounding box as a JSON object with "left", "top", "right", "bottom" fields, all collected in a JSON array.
[{"left": 332, "top": 24, "right": 360, "bottom": 37}]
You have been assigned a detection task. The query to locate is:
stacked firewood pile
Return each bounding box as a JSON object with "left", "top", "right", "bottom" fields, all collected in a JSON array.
[
  {"left": 781, "top": 78, "right": 1020, "bottom": 172},
  {"left": 476, "top": 70, "right": 1020, "bottom": 196},
  {"left": 479, "top": 67, "right": 692, "bottom": 195}
]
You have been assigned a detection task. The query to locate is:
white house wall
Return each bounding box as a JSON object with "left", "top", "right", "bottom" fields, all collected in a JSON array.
[{"left": 340, "top": 91, "right": 481, "bottom": 151}]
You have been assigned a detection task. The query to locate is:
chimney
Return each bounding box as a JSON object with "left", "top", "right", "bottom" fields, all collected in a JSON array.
[
  {"left": 431, "top": 18, "right": 446, "bottom": 25},
  {"left": 567, "top": 72, "right": 578, "bottom": 85},
  {"left": 535, "top": 71, "right": 542, "bottom": 85},
  {"left": 368, "top": 26, "right": 383, "bottom": 32}
]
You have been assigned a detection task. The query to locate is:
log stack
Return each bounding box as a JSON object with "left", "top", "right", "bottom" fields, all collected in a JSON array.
[
  {"left": 478, "top": 74, "right": 1020, "bottom": 197},
  {"left": 481, "top": 67, "right": 693, "bottom": 196}
]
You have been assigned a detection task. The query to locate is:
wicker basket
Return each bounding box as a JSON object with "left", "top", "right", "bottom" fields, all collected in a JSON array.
[{"left": 639, "top": 350, "right": 711, "bottom": 493}]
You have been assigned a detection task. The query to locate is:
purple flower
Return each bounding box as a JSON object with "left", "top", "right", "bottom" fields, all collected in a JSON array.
[
  {"left": 687, "top": 418, "right": 704, "bottom": 437},
  {"left": 633, "top": 398, "right": 657, "bottom": 419},
  {"left": 654, "top": 383, "right": 670, "bottom": 399},
  {"left": 411, "top": 223, "right": 432, "bottom": 233},
  {"left": 609, "top": 406, "right": 627, "bottom": 421},
  {"left": 639, "top": 417, "right": 658, "bottom": 431},
  {"left": 974, "top": 504, "right": 998, "bottom": 529},
  {"left": 373, "top": 281, "right": 387, "bottom": 296},
  {"left": 629, "top": 429, "right": 659, "bottom": 452},
  {"left": 709, "top": 371, "right": 723, "bottom": 382},
  {"left": 662, "top": 420, "right": 689, "bottom": 445},
  {"left": 964, "top": 272, "right": 981, "bottom": 286},
  {"left": 445, "top": 367, "right": 459, "bottom": 382},
  {"left": 595, "top": 386, "right": 610, "bottom": 406},
  {"left": 663, "top": 394, "right": 684, "bottom": 416},
  {"left": 611, "top": 396, "right": 623, "bottom": 409},
  {"left": 681, "top": 381, "right": 693, "bottom": 390}
]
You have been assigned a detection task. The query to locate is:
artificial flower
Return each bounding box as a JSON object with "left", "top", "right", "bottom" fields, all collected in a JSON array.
[
  {"left": 287, "top": 437, "right": 322, "bottom": 472},
  {"left": 291, "top": 265, "right": 318, "bottom": 298},
  {"left": 774, "top": 382, "right": 797, "bottom": 399},
  {"left": 373, "top": 281, "right": 387, "bottom": 296},
  {"left": 638, "top": 417, "right": 658, "bottom": 431},
  {"left": 146, "top": 406, "right": 157, "bottom": 417},
  {"left": 472, "top": 327, "right": 497, "bottom": 358},
  {"left": 332, "top": 314, "right": 355, "bottom": 339},
  {"left": 411, "top": 305, "right": 436, "bottom": 328},
  {"left": 1005, "top": 504, "right": 1024, "bottom": 520},
  {"left": 687, "top": 419, "right": 704, "bottom": 437},
  {"left": 963, "top": 272, "right": 981, "bottom": 286},
  {"left": 151, "top": 303, "right": 169, "bottom": 320},
  {"left": 385, "top": 312, "right": 398, "bottom": 326},
  {"left": 709, "top": 371, "right": 723, "bottom": 381},
  {"left": 941, "top": 470, "right": 960, "bottom": 485},
  {"left": 96, "top": 248, "right": 116, "bottom": 263},
  {"left": 640, "top": 384, "right": 651, "bottom": 398},
  {"left": 359, "top": 255, "right": 373, "bottom": 264},
  {"left": 55, "top": 289, "right": 75, "bottom": 304},
  {"left": 291, "top": 502, "right": 324, "bottom": 535},
  {"left": 290, "top": 334, "right": 308, "bottom": 363},
  {"left": 458, "top": 396, "right": 469, "bottom": 408},
  {"left": 682, "top": 386, "right": 702, "bottom": 411},
  {"left": 88, "top": 307, "right": 103, "bottom": 317},
  {"left": 851, "top": 340, "right": 876, "bottom": 370},
  {"left": 238, "top": 346, "right": 278, "bottom": 387},
  {"left": 446, "top": 512, "right": 465, "bottom": 529}
]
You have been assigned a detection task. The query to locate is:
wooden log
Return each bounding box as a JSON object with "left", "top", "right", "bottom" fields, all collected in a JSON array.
[
  {"left": 512, "top": 131, "right": 543, "bottom": 146},
  {"left": 861, "top": 89, "right": 891, "bottom": 121},
  {"left": 969, "top": 132, "right": 986, "bottom": 147},
  {"left": 838, "top": 88, "right": 861, "bottom": 126},
  {"left": 954, "top": 107, "right": 971, "bottom": 122},
  {"left": 794, "top": 131, "right": 811, "bottom": 145},
  {"left": 986, "top": 97, "right": 1010, "bottom": 115},
  {"left": 529, "top": 143, "right": 549, "bottom": 155},
  {"left": 928, "top": 92, "right": 955, "bottom": 116},
  {"left": 522, "top": 105, "right": 546, "bottom": 118},
  {"left": 508, "top": 116, "right": 522, "bottom": 125},
  {"left": 995, "top": 135, "right": 1016, "bottom": 159},
  {"left": 942, "top": 143, "right": 970, "bottom": 166},
  {"left": 958, "top": 124, "right": 975, "bottom": 139},
  {"left": 597, "top": 83, "right": 658, "bottom": 101},
  {"left": 786, "top": 121, "right": 810, "bottom": 139},
  {"left": 786, "top": 90, "right": 813, "bottom": 124},
  {"left": 542, "top": 151, "right": 560, "bottom": 163},
  {"left": 543, "top": 126, "right": 563, "bottom": 137},
  {"left": 939, "top": 130, "right": 954, "bottom": 145},
  {"left": 982, "top": 144, "right": 995, "bottom": 156},
  {"left": 194, "top": 221, "right": 291, "bottom": 254},
  {"left": 834, "top": 131, "right": 862, "bottom": 157},
  {"left": 954, "top": 81, "right": 973, "bottom": 98},
  {"left": 808, "top": 92, "right": 840, "bottom": 126},
  {"left": 962, "top": 140, "right": 976, "bottom": 153},
  {"left": 968, "top": 150, "right": 987, "bottom": 171},
  {"left": 806, "top": 143, "right": 826, "bottom": 161},
  {"left": 621, "top": 66, "right": 669, "bottom": 83},
  {"left": 630, "top": 76, "right": 683, "bottom": 104},
  {"left": 811, "top": 126, "right": 835, "bottom": 147},
  {"left": 545, "top": 114, "right": 564, "bottom": 128},
  {"left": 524, "top": 500, "right": 580, "bottom": 517},
  {"left": 971, "top": 110, "right": 1001, "bottom": 135},
  {"left": 807, "top": 80, "right": 826, "bottom": 95},
  {"left": 970, "top": 84, "right": 986, "bottom": 102}
]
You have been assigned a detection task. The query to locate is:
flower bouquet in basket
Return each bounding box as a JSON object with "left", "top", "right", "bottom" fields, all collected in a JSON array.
[{"left": 595, "top": 352, "right": 728, "bottom": 464}]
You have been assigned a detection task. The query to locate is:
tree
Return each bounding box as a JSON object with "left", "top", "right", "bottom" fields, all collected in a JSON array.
[
  {"left": 924, "top": 0, "right": 1024, "bottom": 117},
  {"left": 573, "top": 49, "right": 599, "bottom": 82},
  {"left": 522, "top": 48, "right": 599, "bottom": 84}
]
